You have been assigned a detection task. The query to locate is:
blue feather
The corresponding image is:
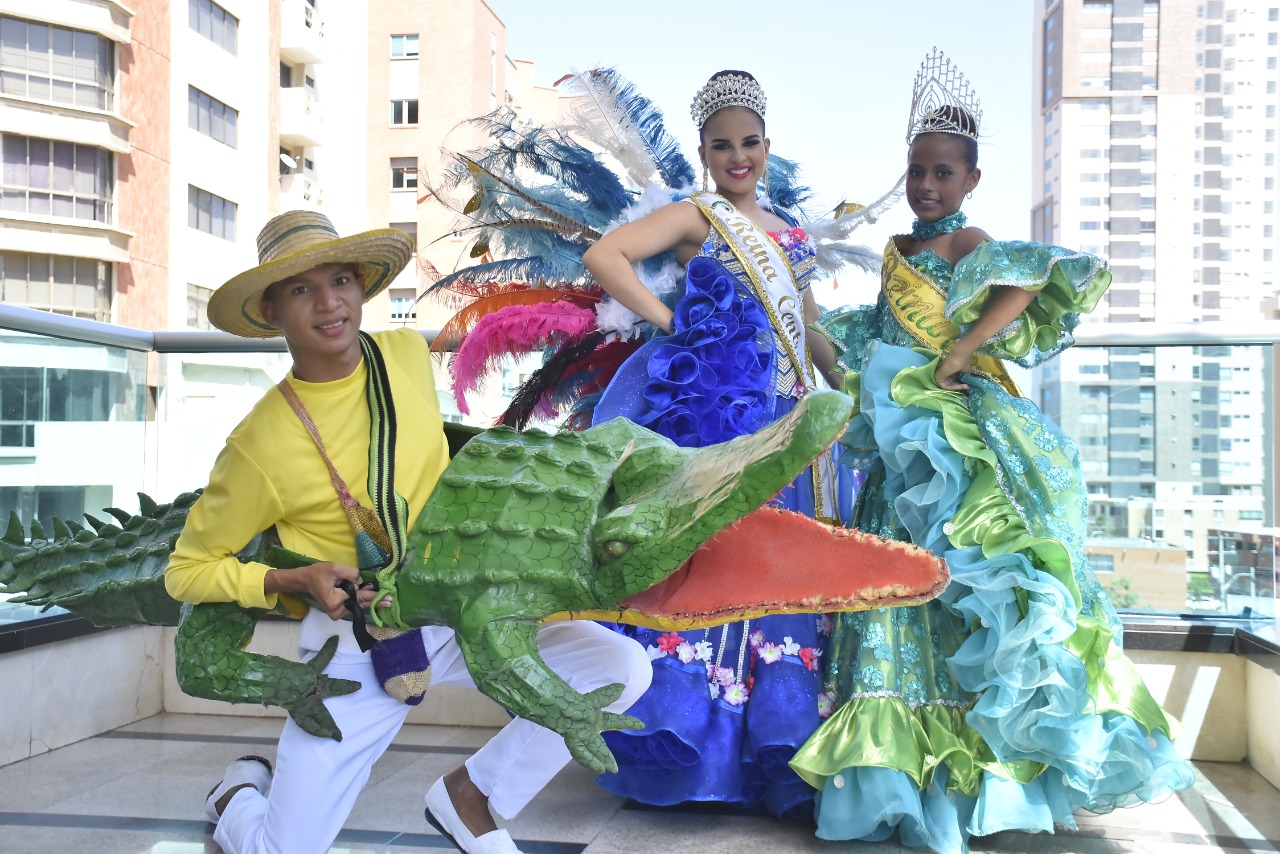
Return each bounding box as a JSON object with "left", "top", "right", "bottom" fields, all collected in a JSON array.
[
  {"left": 570, "top": 68, "right": 696, "bottom": 190},
  {"left": 464, "top": 112, "right": 632, "bottom": 222},
  {"left": 764, "top": 154, "right": 812, "bottom": 214},
  {"left": 428, "top": 258, "right": 586, "bottom": 293}
]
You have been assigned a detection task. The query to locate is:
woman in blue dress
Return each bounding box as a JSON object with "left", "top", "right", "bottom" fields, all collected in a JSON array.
[
  {"left": 788, "top": 49, "right": 1196, "bottom": 852},
  {"left": 582, "top": 69, "right": 852, "bottom": 818}
]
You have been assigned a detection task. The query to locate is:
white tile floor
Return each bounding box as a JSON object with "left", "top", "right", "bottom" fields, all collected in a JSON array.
[{"left": 0, "top": 712, "right": 1277, "bottom": 854}]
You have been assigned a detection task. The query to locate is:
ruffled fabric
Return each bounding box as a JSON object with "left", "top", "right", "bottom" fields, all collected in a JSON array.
[
  {"left": 790, "top": 341, "right": 1195, "bottom": 853},
  {"left": 596, "top": 232, "right": 850, "bottom": 818},
  {"left": 943, "top": 241, "right": 1112, "bottom": 368},
  {"left": 601, "top": 611, "right": 832, "bottom": 818},
  {"left": 633, "top": 255, "right": 775, "bottom": 445}
]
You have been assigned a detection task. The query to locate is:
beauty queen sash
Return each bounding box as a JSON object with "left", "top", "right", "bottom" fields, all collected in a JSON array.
[
  {"left": 882, "top": 239, "right": 1021, "bottom": 396},
  {"left": 688, "top": 192, "right": 837, "bottom": 523},
  {"left": 689, "top": 192, "right": 814, "bottom": 395}
]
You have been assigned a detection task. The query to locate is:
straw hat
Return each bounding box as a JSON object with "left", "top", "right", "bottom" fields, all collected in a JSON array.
[{"left": 207, "top": 210, "right": 415, "bottom": 338}]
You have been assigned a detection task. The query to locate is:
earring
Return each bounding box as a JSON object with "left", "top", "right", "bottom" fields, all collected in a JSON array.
[
  {"left": 762, "top": 161, "right": 772, "bottom": 201},
  {"left": 966, "top": 191, "right": 973, "bottom": 199},
  {"left": 701, "top": 163, "right": 708, "bottom": 192}
]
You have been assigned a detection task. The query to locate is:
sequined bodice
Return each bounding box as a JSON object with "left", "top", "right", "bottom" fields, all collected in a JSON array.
[
  {"left": 698, "top": 225, "right": 818, "bottom": 398},
  {"left": 873, "top": 248, "right": 954, "bottom": 349},
  {"left": 700, "top": 225, "right": 819, "bottom": 292},
  {"left": 906, "top": 248, "right": 954, "bottom": 283}
]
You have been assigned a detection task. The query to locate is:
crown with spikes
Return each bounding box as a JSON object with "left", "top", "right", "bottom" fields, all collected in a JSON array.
[
  {"left": 907, "top": 48, "right": 982, "bottom": 143},
  {"left": 690, "top": 73, "right": 767, "bottom": 128}
]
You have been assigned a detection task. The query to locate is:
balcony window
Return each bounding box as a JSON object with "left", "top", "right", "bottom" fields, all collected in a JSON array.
[
  {"left": 189, "top": 0, "right": 238, "bottom": 55},
  {"left": 0, "top": 362, "right": 117, "bottom": 448},
  {"left": 187, "top": 283, "right": 212, "bottom": 330},
  {"left": 390, "top": 99, "right": 419, "bottom": 126},
  {"left": 1, "top": 134, "right": 112, "bottom": 223},
  {"left": 0, "top": 251, "right": 110, "bottom": 322},
  {"left": 391, "top": 158, "right": 418, "bottom": 190},
  {"left": 0, "top": 484, "right": 85, "bottom": 526},
  {"left": 389, "top": 287, "right": 416, "bottom": 321},
  {"left": 0, "top": 16, "right": 114, "bottom": 110},
  {"left": 188, "top": 86, "right": 238, "bottom": 148},
  {"left": 187, "top": 185, "right": 236, "bottom": 240},
  {"left": 391, "top": 34, "right": 419, "bottom": 58}
]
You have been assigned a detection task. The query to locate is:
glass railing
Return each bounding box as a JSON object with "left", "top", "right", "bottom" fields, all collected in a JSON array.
[
  {"left": 1, "top": 305, "right": 1276, "bottom": 626},
  {"left": 1064, "top": 323, "right": 1277, "bottom": 619},
  {"left": 0, "top": 323, "right": 150, "bottom": 626}
]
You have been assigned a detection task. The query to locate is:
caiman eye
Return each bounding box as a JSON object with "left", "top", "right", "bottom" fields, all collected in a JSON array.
[{"left": 603, "top": 540, "right": 630, "bottom": 558}]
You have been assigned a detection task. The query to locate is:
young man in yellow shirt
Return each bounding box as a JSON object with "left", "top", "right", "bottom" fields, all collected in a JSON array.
[{"left": 166, "top": 211, "right": 650, "bottom": 854}]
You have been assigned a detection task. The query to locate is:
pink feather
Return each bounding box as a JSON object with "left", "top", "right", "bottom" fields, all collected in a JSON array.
[{"left": 450, "top": 302, "right": 597, "bottom": 414}]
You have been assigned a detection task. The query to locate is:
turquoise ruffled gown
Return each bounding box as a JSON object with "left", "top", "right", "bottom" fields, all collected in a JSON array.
[
  {"left": 594, "top": 222, "right": 854, "bottom": 818},
  {"left": 789, "top": 240, "right": 1196, "bottom": 853}
]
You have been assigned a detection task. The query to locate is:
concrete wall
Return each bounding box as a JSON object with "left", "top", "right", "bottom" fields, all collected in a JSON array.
[
  {"left": 1128, "top": 648, "right": 1247, "bottom": 763},
  {"left": 0, "top": 626, "right": 165, "bottom": 767},
  {"left": 3, "top": 626, "right": 1275, "bottom": 782}
]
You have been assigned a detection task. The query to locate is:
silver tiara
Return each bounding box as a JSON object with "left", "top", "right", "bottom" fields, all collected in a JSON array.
[
  {"left": 690, "top": 74, "right": 767, "bottom": 127},
  {"left": 907, "top": 48, "right": 982, "bottom": 143}
]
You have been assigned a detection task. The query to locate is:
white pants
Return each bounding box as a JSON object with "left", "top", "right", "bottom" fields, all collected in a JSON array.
[{"left": 213, "top": 617, "right": 651, "bottom": 854}]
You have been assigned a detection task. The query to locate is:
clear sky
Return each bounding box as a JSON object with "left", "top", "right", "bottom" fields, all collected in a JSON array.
[{"left": 485, "top": 0, "right": 1035, "bottom": 306}]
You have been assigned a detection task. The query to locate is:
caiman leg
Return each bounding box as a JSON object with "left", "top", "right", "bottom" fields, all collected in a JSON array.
[
  {"left": 454, "top": 620, "right": 642, "bottom": 774},
  {"left": 174, "top": 601, "right": 360, "bottom": 740}
]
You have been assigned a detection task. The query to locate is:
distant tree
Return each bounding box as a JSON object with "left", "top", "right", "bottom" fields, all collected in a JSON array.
[
  {"left": 1107, "top": 575, "right": 1142, "bottom": 609},
  {"left": 1187, "top": 574, "right": 1215, "bottom": 602}
]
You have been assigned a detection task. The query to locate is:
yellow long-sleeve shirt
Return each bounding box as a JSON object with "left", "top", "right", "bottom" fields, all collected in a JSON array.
[{"left": 165, "top": 328, "right": 449, "bottom": 610}]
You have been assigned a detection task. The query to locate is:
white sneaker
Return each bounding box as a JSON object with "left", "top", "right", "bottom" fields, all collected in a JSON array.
[{"left": 203, "top": 755, "right": 273, "bottom": 824}]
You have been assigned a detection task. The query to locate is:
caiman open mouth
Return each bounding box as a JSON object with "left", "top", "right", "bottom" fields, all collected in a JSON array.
[{"left": 590, "top": 506, "right": 948, "bottom": 630}]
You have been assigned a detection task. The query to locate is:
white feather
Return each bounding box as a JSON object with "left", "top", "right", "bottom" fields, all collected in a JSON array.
[
  {"left": 595, "top": 257, "right": 682, "bottom": 339},
  {"left": 813, "top": 243, "right": 883, "bottom": 276},
  {"left": 797, "top": 172, "right": 906, "bottom": 274},
  {"left": 559, "top": 71, "right": 662, "bottom": 189},
  {"left": 608, "top": 183, "right": 690, "bottom": 228},
  {"left": 801, "top": 172, "right": 907, "bottom": 243}
]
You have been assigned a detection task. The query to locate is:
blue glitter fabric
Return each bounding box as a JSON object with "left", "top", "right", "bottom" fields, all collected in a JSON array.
[
  {"left": 593, "top": 220, "right": 853, "bottom": 818},
  {"left": 792, "top": 240, "right": 1195, "bottom": 853}
]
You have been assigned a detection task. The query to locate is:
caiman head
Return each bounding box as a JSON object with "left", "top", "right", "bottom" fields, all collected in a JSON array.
[
  {"left": 392, "top": 390, "right": 855, "bottom": 628},
  {"left": 584, "top": 389, "right": 853, "bottom": 606}
]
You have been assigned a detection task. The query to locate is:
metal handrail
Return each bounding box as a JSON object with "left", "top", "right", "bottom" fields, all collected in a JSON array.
[
  {"left": 0, "top": 304, "right": 154, "bottom": 351},
  {"left": 0, "top": 304, "right": 436, "bottom": 352},
  {"left": 2, "top": 303, "right": 1278, "bottom": 352},
  {"left": 1072, "top": 321, "right": 1280, "bottom": 347}
]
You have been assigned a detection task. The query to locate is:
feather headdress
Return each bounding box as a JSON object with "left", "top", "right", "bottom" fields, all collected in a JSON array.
[{"left": 423, "top": 68, "right": 883, "bottom": 428}]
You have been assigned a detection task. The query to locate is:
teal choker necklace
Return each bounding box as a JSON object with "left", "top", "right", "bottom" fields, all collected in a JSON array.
[{"left": 911, "top": 210, "right": 967, "bottom": 241}]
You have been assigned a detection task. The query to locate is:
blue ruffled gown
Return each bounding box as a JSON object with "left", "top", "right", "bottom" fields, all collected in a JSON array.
[
  {"left": 788, "top": 240, "right": 1196, "bottom": 852},
  {"left": 593, "top": 222, "right": 854, "bottom": 818}
]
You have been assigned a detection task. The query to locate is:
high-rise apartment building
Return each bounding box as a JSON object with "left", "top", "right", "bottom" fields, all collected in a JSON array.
[
  {"left": 0, "top": 0, "right": 558, "bottom": 521},
  {"left": 360, "top": 1, "right": 560, "bottom": 335},
  {"left": 1033, "top": 0, "right": 1273, "bottom": 561},
  {"left": 0, "top": 0, "right": 369, "bottom": 331}
]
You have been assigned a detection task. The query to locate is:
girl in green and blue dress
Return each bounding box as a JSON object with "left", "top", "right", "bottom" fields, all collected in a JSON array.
[{"left": 789, "top": 49, "right": 1196, "bottom": 853}]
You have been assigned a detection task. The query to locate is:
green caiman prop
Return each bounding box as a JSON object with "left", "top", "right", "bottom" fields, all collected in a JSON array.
[{"left": 0, "top": 391, "right": 946, "bottom": 773}]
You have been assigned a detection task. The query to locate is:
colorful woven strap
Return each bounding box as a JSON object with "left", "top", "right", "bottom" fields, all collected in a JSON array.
[
  {"left": 276, "top": 332, "right": 410, "bottom": 630},
  {"left": 359, "top": 332, "right": 409, "bottom": 574}
]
